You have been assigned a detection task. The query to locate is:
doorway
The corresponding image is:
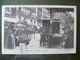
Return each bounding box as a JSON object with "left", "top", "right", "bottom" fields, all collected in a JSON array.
[
  {"left": 42, "top": 20, "right": 50, "bottom": 34},
  {"left": 52, "top": 22, "right": 60, "bottom": 34}
]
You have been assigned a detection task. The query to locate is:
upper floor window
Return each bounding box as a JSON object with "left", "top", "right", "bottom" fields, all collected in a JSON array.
[
  {"left": 53, "top": 12, "right": 61, "bottom": 20},
  {"left": 5, "top": 7, "right": 16, "bottom": 18}
]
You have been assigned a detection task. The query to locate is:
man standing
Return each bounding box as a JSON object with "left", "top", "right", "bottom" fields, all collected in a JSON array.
[{"left": 40, "top": 27, "right": 46, "bottom": 46}]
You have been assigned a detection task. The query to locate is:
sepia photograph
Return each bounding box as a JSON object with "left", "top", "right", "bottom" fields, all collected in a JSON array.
[{"left": 2, "top": 5, "right": 76, "bottom": 54}]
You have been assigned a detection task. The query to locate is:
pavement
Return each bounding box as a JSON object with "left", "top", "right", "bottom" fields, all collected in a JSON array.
[{"left": 3, "top": 34, "right": 64, "bottom": 54}]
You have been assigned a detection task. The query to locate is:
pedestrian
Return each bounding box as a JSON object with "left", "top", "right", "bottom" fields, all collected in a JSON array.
[
  {"left": 40, "top": 27, "right": 46, "bottom": 46},
  {"left": 40, "top": 34, "right": 45, "bottom": 46},
  {"left": 65, "top": 29, "right": 74, "bottom": 48},
  {"left": 47, "top": 34, "right": 53, "bottom": 48}
]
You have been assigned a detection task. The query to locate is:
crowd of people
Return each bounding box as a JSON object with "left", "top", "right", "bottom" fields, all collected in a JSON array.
[
  {"left": 4, "top": 19, "right": 74, "bottom": 51},
  {"left": 39, "top": 22, "right": 74, "bottom": 48}
]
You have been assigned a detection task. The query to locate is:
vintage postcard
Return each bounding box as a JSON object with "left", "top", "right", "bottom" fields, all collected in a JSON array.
[{"left": 2, "top": 5, "right": 77, "bottom": 54}]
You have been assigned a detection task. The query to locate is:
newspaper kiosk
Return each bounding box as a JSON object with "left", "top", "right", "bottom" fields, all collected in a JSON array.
[{"left": 42, "top": 8, "right": 74, "bottom": 48}]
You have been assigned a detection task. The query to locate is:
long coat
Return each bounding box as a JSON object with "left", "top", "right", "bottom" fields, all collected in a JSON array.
[
  {"left": 5, "top": 34, "right": 15, "bottom": 49},
  {"left": 65, "top": 30, "right": 74, "bottom": 48}
]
